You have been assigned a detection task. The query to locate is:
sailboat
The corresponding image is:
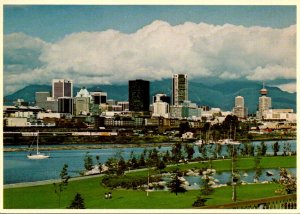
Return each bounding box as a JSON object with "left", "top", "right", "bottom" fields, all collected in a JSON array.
[{"left": 27, "top": 131, "right": 50, "bottom": 159}]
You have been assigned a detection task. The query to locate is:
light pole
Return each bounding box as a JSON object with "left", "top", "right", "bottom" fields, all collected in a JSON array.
[{"left": 230, "top": 141, "right": 240, "bottom": 202}]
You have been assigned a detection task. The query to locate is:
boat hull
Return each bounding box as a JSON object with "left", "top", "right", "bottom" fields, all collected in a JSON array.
[{"left": 27, "top": 154, "right": 50, "bottom": 159}]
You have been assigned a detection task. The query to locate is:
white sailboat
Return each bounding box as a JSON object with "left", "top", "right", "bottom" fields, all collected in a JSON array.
[{"left": 27, "top": 131, "right": 50, "bottom": 159}]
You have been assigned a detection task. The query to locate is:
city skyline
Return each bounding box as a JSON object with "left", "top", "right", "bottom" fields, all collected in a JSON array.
[{"left": 4, "top": 5, "right": 297, "bottom": 95}]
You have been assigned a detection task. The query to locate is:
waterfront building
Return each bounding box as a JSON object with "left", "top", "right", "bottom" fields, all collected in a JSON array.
[
  {"left": 257, "top": 84, "right": 272, "bottom": 120},
  {"left": 172, "top": 74, "right": 188, "bottom": 105},
  {"left": 58, "top": 97, "right": 73, "bottom": 114},
  {"left": 52, "top": 79, "right": 73, "bottom": 99},
  {"left": 263, "top": 109, "right": 296, "bottom": 122},
  {"left": 233, "top": 96, "right": 248, "bottom": 119},
  {"left": 129, "top": 79, "right": 150, "bottom": 112}
]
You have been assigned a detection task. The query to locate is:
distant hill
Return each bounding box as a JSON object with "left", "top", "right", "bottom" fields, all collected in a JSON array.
[{"left": 4, "top": 79, "right": 296, "bottom": 114}]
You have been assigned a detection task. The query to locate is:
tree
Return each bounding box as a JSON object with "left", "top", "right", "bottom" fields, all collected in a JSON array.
[
  {"left": 156, "top": 159, "right": 166, "bottom": 172},
  {"left": 253, "top": 156, "right": 262, "bottom": 182},
  {"left": 84, "top": 152, "right": 94, "bottom": 171},
  {"left": 283, "top": 142, "right": 291, "bottom": 156},
  {"left": 117, "top": 157, "right": 127, "bottom": 175},
  {"left": 184, "top": 144, "right": 195, "bottom": 160},
  {"left": 67, "top": 193, "right": 85, "bottom": 209},
  {"left": 95, "top": 155, "right": 102, "bottom": 174},
  {"left": 275, "top": 168, "right": 296, "bottom": 195},
  {"left": 139, "top": 153, "right": 146, "bottom": 167},
  {"left": 200, "top": 168, "right": 216, "bottom": 195},
  {"left": 167, "top": 169, "right": 187, "bottom": 195},
  {"left": 53, "top": 164, "right": 70, "bottom": 208},
  {"left": 261, "top": 141, "right": 267, "bottom": 156},
  {"left": 272, "top": 142, "right": 280, "bottom": 156},
  {"left": 171, "top": 142, "right": 183, "bottom": 162}
]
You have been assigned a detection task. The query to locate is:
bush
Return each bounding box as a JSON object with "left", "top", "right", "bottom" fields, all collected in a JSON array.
[
  {"left": 102, "top": 175, "right": 162, "bottom": 190},
  {"left": 192, "top": 196, "right": 208, "bottom": 207}
]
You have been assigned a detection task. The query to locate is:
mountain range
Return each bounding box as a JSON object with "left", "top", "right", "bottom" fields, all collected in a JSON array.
[{"left": 4, "top": 79, "right": 296, "bottom": 114}]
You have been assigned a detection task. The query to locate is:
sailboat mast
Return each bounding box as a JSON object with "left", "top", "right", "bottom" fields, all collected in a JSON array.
[{"left": 37, "top": 131, "right": 39, "bottom": 154}]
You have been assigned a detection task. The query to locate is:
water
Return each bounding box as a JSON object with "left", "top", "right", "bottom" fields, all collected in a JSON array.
[
  {"left": 4, "top": 140, "right": 296, "bottom": 184},
  {"left": 184, "top": 168, "right": 296, "bottom": 190}
]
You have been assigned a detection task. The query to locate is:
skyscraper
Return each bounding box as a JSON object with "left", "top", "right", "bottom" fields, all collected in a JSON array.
[
  {"left": 172, "top": 74, "right": 188, "bottom": 105},
  {"left": 52, "top": 79, "right": 73, "bottom": 99},
  {"left": 129, "top": 79, "right": 150, "bottom": 112},
  {"left": 258, "top": 84, "right": 272, "bottom": 119},
  {"left": 233, "top": 96, "right": 248, "bottom": 119}
]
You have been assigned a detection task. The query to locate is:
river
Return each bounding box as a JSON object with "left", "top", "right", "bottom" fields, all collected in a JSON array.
[{"left": 3, "top": 140, "right": 296, "bottom": 184}]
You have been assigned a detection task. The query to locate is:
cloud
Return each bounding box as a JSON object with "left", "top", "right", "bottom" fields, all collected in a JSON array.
[
  {"left": 4, "top": 21, "right": 296, "bottom": 94},
  {"left": 275, "top": 82, "right": 297, "bottom": 93}
]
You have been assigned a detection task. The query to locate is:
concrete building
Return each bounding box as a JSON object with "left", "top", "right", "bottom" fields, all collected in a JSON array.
[
  {"left": 5, "top": 117, "right": 28, "bottom": 127},
  {"left": 45, "top": 97, "right": 59, "bottom": 112},
  {"left": 153, "top": 94, "right": 171, "bottom": 105},
  {"left": 172, "top": 74, "right": 188, "bottom": 105},
  {"left": 170, "top": 105, "right": 183, "bottom": 118},
  {"left": 35, "top": 92, "right": 50, "bottom": 109},
  {"left": 117, "top": 101, "right": 129, "bottom": 111},
  {"left": 52, "top": 79, "right": 73, "bottom": 99},
  {"left": 182, "top": 100, "right": 201, "bottom": 119},
  {"left": 129, "top": 79, "right": 150, "bottom": 112},
  {"left": 74, "top": 97, "right": 90, "bottom": 116}
]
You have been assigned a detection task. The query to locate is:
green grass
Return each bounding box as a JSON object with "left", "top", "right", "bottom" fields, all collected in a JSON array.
[
  {"left": 4, "top": 155, "right": 295, "bottom": 209},
  {"left": 166, "top": 155, "right": 296, "bottom": 172}
]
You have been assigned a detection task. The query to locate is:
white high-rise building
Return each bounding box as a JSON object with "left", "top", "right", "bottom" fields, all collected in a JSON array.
[
  {"left": 74, "top": 87, "right": 91, "bottom": 116},
  {"left": 257, "top": 84, "right": 272, "bottom": 120},
  {"left": 52, "top": 79, "right": 73, "bottom": 99},
  {"left": 152, "top": 94, "right": 169, "bottom": 118},
  {"left": 233, "top": 96, "right": 247, "bottom": 119},
  {"left": 172, "top": 74, "right": 188, "bottom": 105}
]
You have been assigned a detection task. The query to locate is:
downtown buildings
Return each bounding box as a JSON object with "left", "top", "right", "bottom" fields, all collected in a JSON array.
[{"left": 3, "top": 75, "right": 296, "bottom": 135}]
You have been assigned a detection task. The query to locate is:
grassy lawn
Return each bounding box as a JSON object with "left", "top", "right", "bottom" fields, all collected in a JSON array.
[
  {"left": 165, "top": 155, "right": 296, "bottom": 172},
  {"left": 4, "top": 155, "right": 295, "bottom": 209}
]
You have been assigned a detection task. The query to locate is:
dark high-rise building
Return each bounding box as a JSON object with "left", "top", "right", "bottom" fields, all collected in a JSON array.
[
  {"left": 90, "top": 92, "right": 107, "bottom": 104},
  {"left": 52, "top": 79, "right": 73, "bottom": 99},
  {"left": 129, "top": 79, "right": 150, "bottom": 112},
  {"left": 58, "top": 97, "right": 73, "bottom": 114},
  {"left": 172, "top": 74, "right": 188, "bottom": 105}
]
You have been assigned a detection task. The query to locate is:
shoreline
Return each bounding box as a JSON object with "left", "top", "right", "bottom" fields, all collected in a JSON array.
[{"left": 3, "top": 137, "right": 296, "bottom": 152}]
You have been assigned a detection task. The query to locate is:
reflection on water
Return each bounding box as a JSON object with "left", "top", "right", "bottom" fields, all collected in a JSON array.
[{"left": 4, "top": 140, "right": 296, "bottom": 184}]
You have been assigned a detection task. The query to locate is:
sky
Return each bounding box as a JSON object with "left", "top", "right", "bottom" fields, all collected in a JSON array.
[{"left": 3, "top": 5, "right": 297, "bottom": 95}]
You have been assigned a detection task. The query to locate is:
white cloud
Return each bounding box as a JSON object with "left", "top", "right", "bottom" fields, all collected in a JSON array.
[
  {"left": 276, "top": 82, "right": 297, "bottom": 93},
  {"left": 4, "top": 21, "right": 296, "bottom": 94}
]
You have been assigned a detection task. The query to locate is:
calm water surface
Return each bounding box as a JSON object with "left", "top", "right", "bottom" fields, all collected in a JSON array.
[{"left": 4, "top": 140, "right": 296, "bottom": 184}]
